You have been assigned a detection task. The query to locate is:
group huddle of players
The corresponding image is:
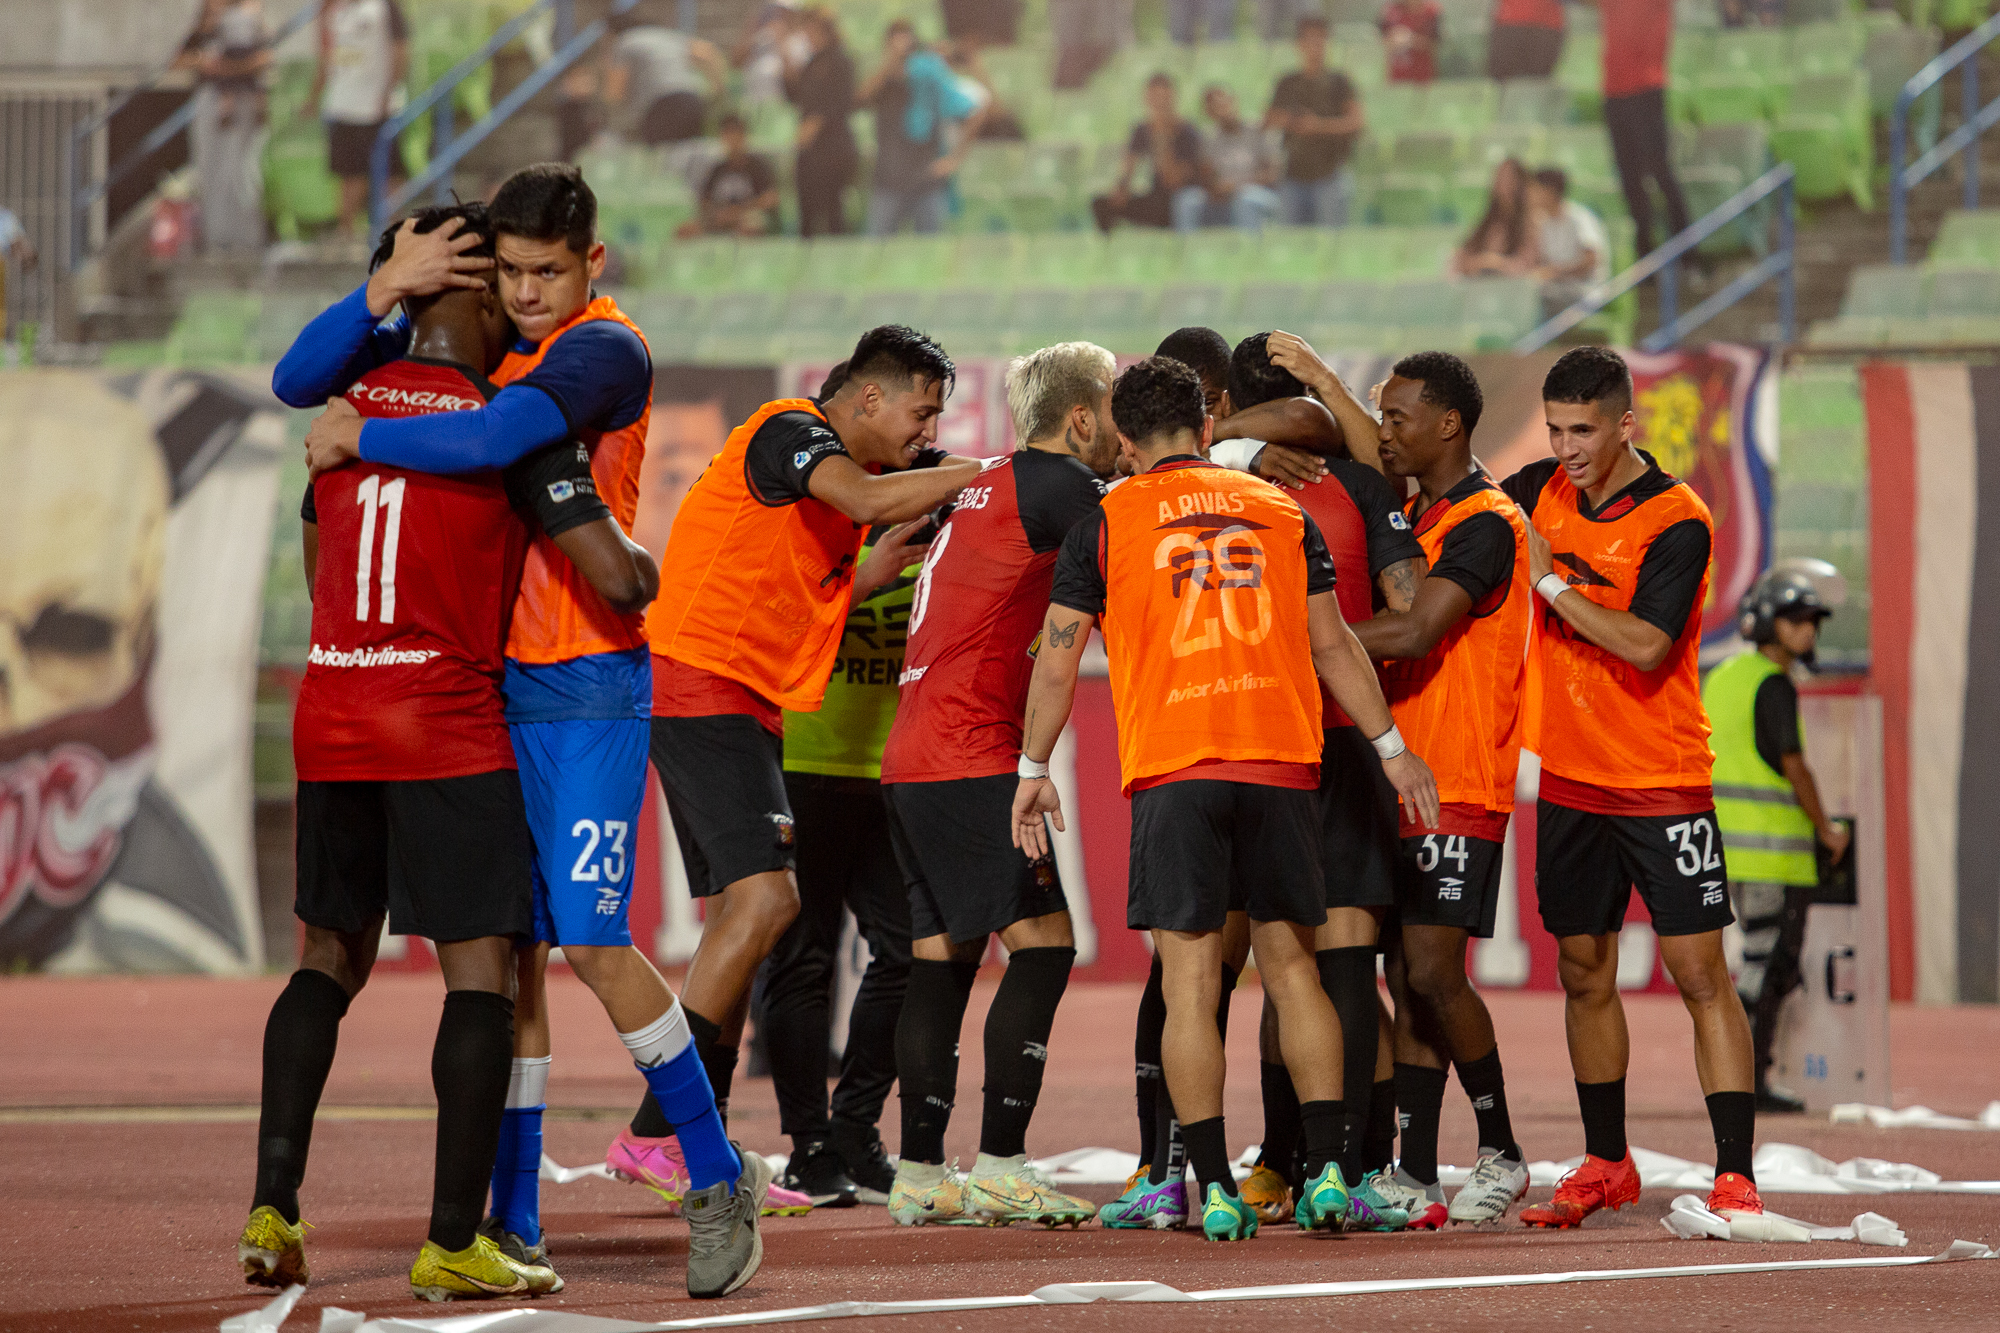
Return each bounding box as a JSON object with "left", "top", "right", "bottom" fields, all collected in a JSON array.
[{"left": 233, "top": 157, "right": 1770, "bottom": 1305}]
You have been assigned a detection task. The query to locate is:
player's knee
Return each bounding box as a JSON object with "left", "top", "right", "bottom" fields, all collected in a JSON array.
[
  {"left": 1662, "top": 941, "right": 1731, "bottom": 1006},
  {"left": 1556, "top": 945, "right": 1617, "bottom": 1001},
  {"left": 1403, "top": 949, "right": 1468, "bottom": 1005}
]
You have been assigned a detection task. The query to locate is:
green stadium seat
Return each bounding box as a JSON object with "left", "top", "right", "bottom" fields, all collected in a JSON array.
[
  {"left": 869, "top": 236, "right": 954, "bottom": 288},
  {"left": 1925, "top": 268, "right": 2000, "bottom": 321},
  {"left": 1769, "top": 114, "right": 1862, "bottom": 205},
  {"left": 1100, "top": 230, "right": 1181, "bottom": 284},
  {"left": 1323, "top": 226, "right": 1405, "bottom": 279},
  {"left": 168, "top": 292, "right": 261, "bottom": 365},
  {"left": 1788, "top": 21, "right": 1865, "bottom": 76},
  {"left": 1367, "top": 82, "right": 1426, "bottom": 132},
  {"left": 1841, "top": 265, "right": 1929, "bottom": 320},
  {"left": 924, "top": 288, "right": 1010, "bottom": 339},
  {"left": 1929, "top": 210, "right": 2000, "bottom": 268},
  {"left": 952, "top": 233, "right": 1024, "bottom": 286},
  {"left": 1546, "top": 128, "right": 1615, "bottom": 180},
  {"left": 1472, "top": 124, "right": 1546, "bottom": 171},
  {"left": 1461, "top": 277, "right": 1541, "bottom": 347},
  {"left": 1398, "top": 226, "right": 1462, "bottom": 276},
  {"left": 255, "top": 291, "right": 340, "bottom": 362},
  {"left": 1393, "top": 279, "right": 1468, "bottom": 329},
  {"left": 1373, "top": 175, "right": 1449, "bottom": 226},
  {"left": 800, "top": 237, "right": 883, "bottom": 290},
  {"left": 1392, "top": 130, "right": 1463, "bottom": 175},
  {"left": 1687, "top": 121, "right": 1770, "bottom": 181},
  {"left": 1863, "top": 25, "right": 1940, "bottom": 118},
  {"left": 1313, "top": 279, "right": 1389, "bottom": 327},
  {"left": 1081, "top": 284, "right": 1157, "bottom": 329},
  {"left": 1007, "top": 286, "right": 1082, "bottom": 340},
  {"left": 1254, "top": 227, "right": 1333, "bottom": 281},
  {"left": 726, "top": 239, "right": 807, "bottom": 292},
  {"left": 1421, "top": 81, "right": 1499, "bottom": 134},
  {"left": 1714, "top": 26, "right": 1786, "bottom": 76},
  {"left": 1034, "top": 232, "right": 1108, "bottom": 286},
  {"left": 1157, "top": 283, "right": 1238, "bottom": 331},
  {"left": 852, "top": 289, "right": 934, "bottom": 329},
  {"left": 1181, "top": 229, "right": 1261, "bottom": 283},
  {"left": 1495, "top": 79, "right": 1565, "bottom": 127},
  {"left": 658, "top": 237, "right": 736, "bottom": 292},
  {"left": 1238, "top": 282, "right": 1317, "bottom": 329},
  {"left": 1779, "top": 367, "right": 1865, "bottom": 431},
  {"left": 1685, "top": 73, "right": 1769, "bottom": 127}
]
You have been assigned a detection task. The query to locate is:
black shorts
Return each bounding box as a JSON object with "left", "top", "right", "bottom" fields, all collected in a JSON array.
[
  {"left": 1320, "top": 726, "right": 1400, "bottom": 912},
  {"left": 327, "top": 120, "right": 387, "bottom": 178},
  {"left": 650, "top": 714, "right": 795, "bottom": 898},
  {"left": 1396, "top": 832, "right": 1505, "bottom": 937},
  {"left": 1535, "top": 800, "right": 1735, "bottom": 939},
  {"left": 1128, "top": 779, "right": 1324, "bottom": 933},
  {"left": 294, "top": 771, "right": 533, "bottom": 943},
  {"left": 883, "top": 774, "right": 1066, "bottom": 944}
]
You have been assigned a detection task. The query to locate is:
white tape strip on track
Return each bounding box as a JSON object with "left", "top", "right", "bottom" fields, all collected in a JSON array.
[{"left": 224, "top": 1243, "right": 1997, "bottom": 1333}]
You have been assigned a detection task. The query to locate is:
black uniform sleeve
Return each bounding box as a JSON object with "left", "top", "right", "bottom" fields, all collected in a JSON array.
[
  {"left": 1426, "top": 510, "right": 1515, "bottom": 606},
  {"left": 1301, "top": 512, "right": 1338, "bottom": 597},
  {"left": 504, "top": 440, "right": 615, "bottom": 539},
  {"left": 1334, "top": 460, "right": 1423, "bottom": 575},
  {"left": 1017, "top": 454, "right": 1109, "bottom": 554},
  {"left": 744, "top": 410, "right": 852, "bottom": 507},
  {"left": 1753, "top": 672, "right": 1804, "bottom": 773},
  {"left": 300, "top": 483, "right": 317, "bottom": 524},
  {"left": 1050, "top": 507, "right": 1108, "bottom": 617},
  {"left": 1500, "top": 458, "right": 1559, "bottom": 516},
  {"left": 1627, "top": 518, "right": 1713, "bottom": 640}
]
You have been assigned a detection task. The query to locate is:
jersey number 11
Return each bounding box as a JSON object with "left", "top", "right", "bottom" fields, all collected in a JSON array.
[{"left": 354, "top": 474, "right": 406, "bottom": 624}]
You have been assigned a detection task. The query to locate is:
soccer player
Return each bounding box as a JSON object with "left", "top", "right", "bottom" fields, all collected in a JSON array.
[
  {"left": 299, "top": 165, "right": 772, "bottom": 1298},
  {"left": 641, "top": 325, "right": 980, "bottom": 1181},
  {"left": 875, "top": 342, "right": 1118, "bottom": 1227},
  {"left": 1500, "top": 346, "right": 1765, "bottom": 1229},
  {"left": 763, "top": 362, "right": 917, "bottom": 1208},
  {"left": 1015, "top": 356, "right": 1438, "bottom": 1242},
  {"left": 247, "top": 204, "right": 595, "bottom": 1301},
  {"left": 1346, "top": 351, "right": 1534, "bottom": 1228},
  {"left": 1222, "top": 333, "right": 1425, "bottom": 1230}
]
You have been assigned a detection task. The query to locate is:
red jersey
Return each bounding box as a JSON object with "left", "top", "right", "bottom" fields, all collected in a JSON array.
[
  {"left": 881, "top": 449, "right": 1106, "bottom": 783},
  {"left": 293, "top": 359, "right": 528, "bottom": 781},
  {"left": 1600, "top": 0, "right": 1672, "bottom": 98},
  {"left": 1293, "top": 458, "right": 1422, "bottom": 727},
  {"left": 1495, "top": 0, "right": 1565, "bottom": 30}
]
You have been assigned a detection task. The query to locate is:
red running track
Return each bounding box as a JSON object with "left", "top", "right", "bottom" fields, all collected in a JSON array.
[{"left": 3, "top": 974, "right": 1996, "bottom": 1331}]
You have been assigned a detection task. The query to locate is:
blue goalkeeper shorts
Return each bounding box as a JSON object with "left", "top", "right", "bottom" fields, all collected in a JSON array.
[{"left": 510, "top": 716, "right": 650, "bottom": 948}]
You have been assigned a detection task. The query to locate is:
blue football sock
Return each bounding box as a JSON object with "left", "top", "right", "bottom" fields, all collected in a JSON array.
[
  {"left": 639, "top": 1045, "right": 742, "bottom": 1192},
  {"left": 490, "top": 1104, "right": 544, "bottom": 1246}
]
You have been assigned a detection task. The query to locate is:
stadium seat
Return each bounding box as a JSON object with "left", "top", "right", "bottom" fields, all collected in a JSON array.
[
  {"left": 1373, "top": 174, "right": 1449, "bottom": 227},
  {"left": 1237, "top": 281, "right": 1317, "bottom": 330},
  {"left": 167, "top": 291, "right": 261, "bottom": 365},
  {"left": 255, "top": 291, "right": 341, "bottom": 363},
  {"left": 800, "top": 236, "right": 883, "bottom": 290},
  {"left": 658, "top": 236, "right": 736, "bottom": 292},
  {"left": 1421, "top": 80, "right": 1499, "bottom": 134},
  {"left": 1685, "top": 72, "right": 1769, "bottom": 127},
  {"left": 1007, "top": 286, "right": 1082, "bottom": 345},
  {"left": 1322, "top": 226, "right": 1405, "bottom": 279},
  {"left": 870, "top": 235, "right": 954, "bottom": 289},
  {"left": 727, "top": 239, "right": 808, "bottom": 292},
  {"left": 1495, "top": 79, "right": 1566, "bottom": 127},
  {"left": 1392, "top": 130, "right": 1463, "bottom": 175},
  {"left": 1769, "top": 113, "right": 1864, "bottom": 205},
  {"left": 1313, "top": 279, "right": 1390, "bottom": 328},
  {"left": 1101, "top": 231, "right": 1181, "bottom": 285},
  {"left": 1181, "top": 230, "right": 1261, "bottom": 283},
  {"left": 1788, "top": 20, "right": 1865, "bottom": 77},
  {"left": 1925, "top": 268, "right": 2000, "bottom": 322},
  {"left": 1157, "top": 283, "right": 1238, "bottom": 331},
  {"left": 1841, "top": 265, "right": 1929, "bottom": 320},
  {"left": 1461, "top": 277, "right": 1541, "bottom": 347},
  {"left": 1398, "top": 226, "right": 1462, "bottom": 276},
  {"left": 698, "top": 290, "right": 783, "bottom": 362},
  {"left": 952, "top": 232, "right": 1025, "bottom": 286},
  {"left": 1928, "top": 210, "right": 2000, "bottom": 268},
  {"left": 851, "top": 288, "right": 934, "bottom": 330},
  {"left": 1546, "top": 128, "right": 1616, "bottom": 180}
]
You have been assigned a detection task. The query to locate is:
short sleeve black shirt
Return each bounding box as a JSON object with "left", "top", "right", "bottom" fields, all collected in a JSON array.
[
  {"left": 1270, "top": 68, "right": 1359, "bottom": 180},
  {"left": 1753, "top": 671, "right": 1803, "bottom": 772},
  {"left": 744, "top": 410, "right": 852, "bottom": 506},
  {"left": 1013, "top": 448, "right": 1110, "bottom": 554}
]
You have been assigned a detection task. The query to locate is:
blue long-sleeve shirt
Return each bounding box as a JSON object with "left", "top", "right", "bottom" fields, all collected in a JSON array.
[{"left": 271, "top": 284, "right": 412, "bottom": 406}]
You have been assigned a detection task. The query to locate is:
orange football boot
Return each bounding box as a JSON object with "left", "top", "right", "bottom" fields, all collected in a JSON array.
[{"left": 1520, "top": 1151, "right": 1642, "bottom": 1228}]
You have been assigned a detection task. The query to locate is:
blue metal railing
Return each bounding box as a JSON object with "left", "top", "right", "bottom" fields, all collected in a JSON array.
[
  {"left": 1516, "top": 164, "right": 1797, "bottom": 354},
  {"left": 66, "top": 1, "right": 323, "bottom": 271},
  {"left": 368, "top": 0, "right": 646, "bottom": 233},
  {"left": 1890, "top": 13, "right": 2000, "bottom": 264}
]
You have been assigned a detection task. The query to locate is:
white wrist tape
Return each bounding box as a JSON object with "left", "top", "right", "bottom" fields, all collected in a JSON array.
[
  {"left": 1369, "top": 725, "right": 1407, "bottom": 761},
  {"left": 1018, "top": 755, "right": 1051, "bottom": 780},
  {"left": 1536, "top": 573, "right": 1571, "bottom": 605}
]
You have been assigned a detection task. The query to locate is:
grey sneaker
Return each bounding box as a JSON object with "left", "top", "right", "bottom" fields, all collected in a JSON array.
[
  {"left": 1371, "top": 1167, "right": 1449, "bottom": 1230},
  {"left": 1448, "top": 1149, "right": 1530, "bottom": 1224},
  {"left": 474, "top": 1216, "right": 563, "bottom": 1294},
  {"left": 684, "top": 1143, "right": 774, "bottom": 1299}
]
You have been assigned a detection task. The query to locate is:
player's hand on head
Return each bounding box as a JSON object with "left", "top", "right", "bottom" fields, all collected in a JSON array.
[
  {"left": 364, "top": 216, "right": 495, "bottom": 317},
  {"left": 1266, "top": 330, "right": 1334, "bottom": 394},
  {"left": 1526, "top": 522, "right": 1554, "bottom": 584},
  {"left": 305, "top": 397, "right": 365, "bottom": 478},
  {"left": 1254, "top": 443, "right": 1328, "bottom": 490},
  {"left": 1384, "top": 750, "right": 1440, "bottom": 831},
  {"left": 1010, "top": 778, "right": 1063, "bottom": 860},
  {"left": 864, "top": 517, "right": 934, "bottom": 578}
]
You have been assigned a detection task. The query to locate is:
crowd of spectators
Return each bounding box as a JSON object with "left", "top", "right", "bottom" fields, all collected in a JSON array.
[{"left": 1452, "top": 158, "right": 1609, "bottom": 314}]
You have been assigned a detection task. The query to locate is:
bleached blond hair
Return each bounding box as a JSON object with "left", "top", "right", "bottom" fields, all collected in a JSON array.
[{"left": 1005, "top": 341, "right": 1117, "bottom": 446}]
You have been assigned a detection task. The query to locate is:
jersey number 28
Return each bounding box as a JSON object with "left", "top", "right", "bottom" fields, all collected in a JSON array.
[{"left": 354, "top": 474, "right": 406, "bottom": 624}]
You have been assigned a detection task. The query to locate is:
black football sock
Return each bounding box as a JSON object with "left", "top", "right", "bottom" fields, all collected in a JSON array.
[
  {"left": 1707, "top": 1090, "right": 1756, "bottom": 1182},
  {"left": 1393, "top": 1062, "right": 1448, "bottom": 1187},
  {"left": 1317, "top": 947, "right": 1379, "bottom": 1186},
  {"left": 428, "top": 989, "right": 514, "bottom": 1252},
  {"left": 978, "top": 946, "right": 1075, "bottom": 1159},
  {"left": 1299, "top": 1099, "right": 1343, "bottom": 1181},
  {"left": 684, "top": 1008, "right": 737, "bottom": 1129},
  {"left": 1576, "top": 1077, "right": 1628, "bottom": 1162},
  {"left": 1134, "top": 955, "right": 1166, "bottom": 1168},
  {"left": 894, "top": 958, "right": 979, "bottom": 1165},
  {"left": 1456, "top": 1047, "right": 1520, "bottom": 1161},
  {"left": 1256, "top": 1060, "right": 1301, "bottom": 1189},
  {"left": 252, "top": 969, "right": 350, "bottom": 1224},
  {"left": 1182, "top": 1116, "right": 1236, "bottom": 1199},
  {"left": 1215, "top": 962, "right": 1238, "bottom": 1041},
  {"left": 630, "top": 1091, "right": 675, "bottom": 1139},
  {"left": 1363, "top": 1077, "right": 1398, "bottom": 1174}
]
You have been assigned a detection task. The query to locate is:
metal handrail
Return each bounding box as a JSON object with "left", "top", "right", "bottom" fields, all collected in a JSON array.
[
  {"left": 1890, "top": 13, "right": 2000, "bottom": 264},
  {"left": 1515, "top": 164, "right": 1797, "bottom": 354},
  {"left": 368, "top": 0, "right": 643, "bottom": 232},
  {"left": 66, "top": 0, "right": 324, "bottom": 271}
]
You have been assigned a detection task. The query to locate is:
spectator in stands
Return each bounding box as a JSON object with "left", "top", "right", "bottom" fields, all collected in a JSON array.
[
  {"left": 1600, "top": 0, "right": 1689, "bottom": 257},
  {"left": 1452, "top": 156, "right": 1532, "bottom": 276},
  {"left": 860, "top": 20, "right": 987, "bottom": 235},
  {"left": 947, "top": 39, "right": 1027, "bottom": 140},
  {"left": 787, "top": 6, "right": 859, "bottom": 238},
  {"left": 1176, "top": 85, "right": 1282, "bottom": 232},
  {"left": 1487, "top": 0, "right": 1565, "bottom": 81},
  {"left": 734, "top": 3, "right": 810, "bottom": 113},
  {"left": 1265, "top": 15, "right": 1364, "bottom": 227},
  {"left": 943, "top": 0, "right": 1022, "bottom": 44},
  {"left": 1380, "top": 0, "right": 1443, "bottom": 85},
  {"left": 1171, "top": 0, "right": 1237, "bottom": 44},
  {"left": 1093, "top": 72, "right": 1204, "bottom": 234},
  {"left": 1051, "top": 0, "right": 1134, "bottom": 90},
  {"left": 175, "top": 0, "right": 272, "bottom": 254},
  {"left": 1720, "top": 0, "right": 1784, "bottom": 26},
  {"left": 0, "top": 205, "right": 36, "bottom": 344},
  {"left": 1257, "top": 0, "right": 1318, "bottom": 43},
  {"left": 605, "top": 11, "right": 728, "bottom": 146},
  {"left": 679, "top": 113, "right": 782, "bottom": 239},
  {"left": 1527, "top": 167, "right": 1606, "bottom": 316},
  {"left": 312, "top": 0, "right": 410, "bottom": 238}
]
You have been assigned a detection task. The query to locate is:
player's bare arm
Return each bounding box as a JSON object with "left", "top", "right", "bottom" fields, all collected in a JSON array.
[
  {"left": 1376, "top": 554, "right": 1427, "bottom": 613},
  {"left": 1527, "top": 522, "right": 1675, "bottom": 671},
  {"left": 1266, "top": 330, "right": 1387, "bottom": 473},
  {"left": 805, "top": 450, "right": 976, "bottom": 525},
  {"left": 363, "top": 216, "right": 493, "bottom": 319},
  {"left": 1011, "top": 604, "right": 1094, "bottom": 861},
  {"left": 552, "top": 521, "right": 659, "bottom": 614},
  {"left": 1307, "top": 589, "right": 1440, "bottom": 828},
  {"left": 1780, "top": 751, "right": 1850, "bottom": 863},
  {"left": 1353, "top": 572, "right": 1473, "bottom": 658}
]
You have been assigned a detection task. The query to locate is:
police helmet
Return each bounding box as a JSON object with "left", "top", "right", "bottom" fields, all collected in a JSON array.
[{"left": 1737, "top": 561, "right": 1837, "bottom": 646}]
